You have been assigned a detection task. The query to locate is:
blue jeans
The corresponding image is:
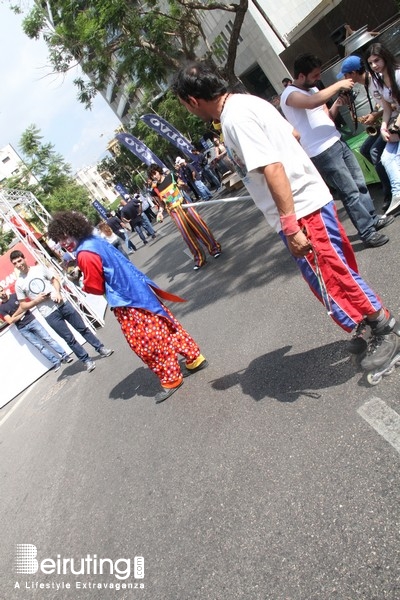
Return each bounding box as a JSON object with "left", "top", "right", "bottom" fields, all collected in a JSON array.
[
  {"left": 203, "top": 165, "right": 220, "bottom": 188},
  {"left": 19, "top": 319, "right": 67, "bottom": 366},
  {"left": 194, "top": 180, "right": 212, "bottom": 199},
  {"left": 311, "top": 139, "right": 379, "bottom": 242},
  {"left": 133, "top": 223, "right": 148, "bottom": 243},
  {"left": 381, "top": 141, "right": 400, "bottom": 196},
  {"left": 45, "top": 301, "right": 102, "bottom": 363},
  {"left": 140, "top": 213, "right": 155, "bottom": 236},
  {"left": 121, "top": 231, "right": 136, "bottom": 252},
  {"left": 359, "top": 135, "right": 391, "bottom": 197}
]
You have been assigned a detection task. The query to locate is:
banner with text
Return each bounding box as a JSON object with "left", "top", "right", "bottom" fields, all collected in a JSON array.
[
  {"left": 115, "top": 133, "right": 166, "bottom": 170},
  {"left": 92, "top": 200, "right": 108, "bottom": 220},
  {"left": 140, "top": 115, "right": 196, "bottom": 161},
  {"left": 114, "top": 183, "right": 130, "bottom": 199}
]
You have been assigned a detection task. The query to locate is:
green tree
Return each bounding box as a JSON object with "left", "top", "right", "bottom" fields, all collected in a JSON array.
[
  {"left": 18, "top": 0, "right": 248, "bottom": 109},
  {"left": 5, "top": 125, "right": 95, "bottom": 221},
  {"left": 9, "top": 124, "right": 71, "bottom": 197},
  {"left": 0, "top": 227, "right": 14, "bottom": 255},
  {"left": 99, "top": 90, "right": 214, "bottom": 190},
  {"left": 45, "top": 181, "right": 99, "bottom": 222},
  {"left": 97, "top": 146, "right": 144, "bottom": 192}
]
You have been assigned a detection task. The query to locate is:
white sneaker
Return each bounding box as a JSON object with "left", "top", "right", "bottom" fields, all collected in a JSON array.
[
  {"left": 98, "top": 346, "right": 114, "bottom": 357},
  {"left": 385, "top": 195, "right": 400, "bottom": 215},
  {"left": 85, "top": 360, "right": 96, "bottom": 372}
]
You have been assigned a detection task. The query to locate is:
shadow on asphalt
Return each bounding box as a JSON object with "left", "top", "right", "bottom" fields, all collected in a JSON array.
[
  {"left": 210, "top": 340, "right": 356, "bottom": 402},
  {"left": 108, "top": 366, "right": 161, "bottom": 401},
  {"left": 135, "top": 202, "right": 299, "bottom": 319}
]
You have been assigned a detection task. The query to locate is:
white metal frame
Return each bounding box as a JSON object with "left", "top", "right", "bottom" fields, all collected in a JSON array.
[{"left": 0, "top": 189, "right": 104, "bottom": 331}]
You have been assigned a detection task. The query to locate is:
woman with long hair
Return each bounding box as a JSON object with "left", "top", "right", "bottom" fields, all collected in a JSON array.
[
  {"left": 97, "top": 221, "right": 131, "bottom": 259},
  {"left": 365, "top": 43, "right": 400, "bottom": 215}
]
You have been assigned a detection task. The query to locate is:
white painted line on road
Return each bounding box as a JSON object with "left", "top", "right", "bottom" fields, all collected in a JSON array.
[
  {"left": 0, "top": 381, "right": 39, "bottom": 429},
  {"left": 357, "top": 397, "right": 400, "bottom": 455}
]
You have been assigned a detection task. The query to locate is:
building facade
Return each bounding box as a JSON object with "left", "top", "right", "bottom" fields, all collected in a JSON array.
[
  {"left": 0, "top": 144, "right": 39, "bottom": 188},
  {"left": 75, "top": 165, "right": 120, "bottom": 205}
]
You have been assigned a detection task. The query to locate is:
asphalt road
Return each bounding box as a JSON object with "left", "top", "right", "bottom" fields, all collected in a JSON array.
[{"left": 1, "top": 185, "right": 399, "bottom": 600}]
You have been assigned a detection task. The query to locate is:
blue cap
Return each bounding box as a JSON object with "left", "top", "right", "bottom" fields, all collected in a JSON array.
[{"left": 336, "top": 55, "right": 363, "bottom": 79}]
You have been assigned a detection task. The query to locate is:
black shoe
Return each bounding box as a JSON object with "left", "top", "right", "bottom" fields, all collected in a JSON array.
[
  {"left": 155, "top": 381, "right": 183, "bottom": 404},
  {"left": 375, "top": 214, "right": 395, "bottom": 230},
  {"left": 361, "top": 333, "right": 400, "bottom": 371},
  {"left": 182, "top": 358, "right": 208, "bottom": 377},
  {"left": 363, "top": 232, "right": 389, "bottom": 248}
]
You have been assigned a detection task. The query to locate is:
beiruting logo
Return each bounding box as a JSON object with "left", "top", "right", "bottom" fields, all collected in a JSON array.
[{"left": 14, "top": 545, "right": 144, "bottom": 583}]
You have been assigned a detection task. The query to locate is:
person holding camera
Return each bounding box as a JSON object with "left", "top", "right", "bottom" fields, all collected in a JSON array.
[
  {"left": 337, "top": 54, "right": 392, "bottom": 211},
  {"left": 280, "top": 53, "right": 394, "bottom": 248}
]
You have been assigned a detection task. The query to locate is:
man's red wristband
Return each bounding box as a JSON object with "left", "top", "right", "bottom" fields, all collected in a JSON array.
[{"left": 280, "top": 214, "right": 300, "bottom": 236}]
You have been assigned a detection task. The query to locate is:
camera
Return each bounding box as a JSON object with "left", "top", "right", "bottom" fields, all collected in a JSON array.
[{"left": 339, "top": 89, "right": 358, "bottom": 102}]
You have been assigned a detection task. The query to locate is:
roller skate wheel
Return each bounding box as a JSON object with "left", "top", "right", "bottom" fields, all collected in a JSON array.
[{"left": 367, "top": 372, "right": 382, "bottom": 386}]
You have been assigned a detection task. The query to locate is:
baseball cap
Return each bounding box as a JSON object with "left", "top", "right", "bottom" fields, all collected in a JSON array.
[
  {"left": 175, "top": 156, "right": 185, "bottom": 165},
  {"left": 336, "top": 55, "right": 363, "bottom": 79}
]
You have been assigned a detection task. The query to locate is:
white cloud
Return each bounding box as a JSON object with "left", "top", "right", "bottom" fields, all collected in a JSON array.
[{"left": 0, "top": 4, "right": 121, "bottom": 172}]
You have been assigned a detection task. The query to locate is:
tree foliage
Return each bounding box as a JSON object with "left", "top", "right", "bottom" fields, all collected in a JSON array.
[
  {"left": 97, "top": 146, "right": 142, "bottom": 193},
  {"left": 17, "top": 124, "right": 71, "bottom": 194},
  {"left": 44, "top": 181, "right": 99, "bottom": 222},
  {"left": 18, "top": 0, "right": 248, "bottom": 109},
  {"left": 99, "top": 90, "right": 215, "bottom": 190},
  {"left": 0, "top": 228, "right": 14, "bottom": 255},
  {"left": 5, "top": 125, "right": 95, "bottom": 220}
]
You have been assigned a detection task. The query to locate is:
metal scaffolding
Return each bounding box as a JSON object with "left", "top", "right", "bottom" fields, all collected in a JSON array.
[{"left": 0, "top": 189, "right": 104, "bottom": 330}]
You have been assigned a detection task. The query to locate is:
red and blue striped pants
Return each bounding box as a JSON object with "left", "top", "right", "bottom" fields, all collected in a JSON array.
[{"left": 280, "top": 201, "right": 382, "bottom": 332}]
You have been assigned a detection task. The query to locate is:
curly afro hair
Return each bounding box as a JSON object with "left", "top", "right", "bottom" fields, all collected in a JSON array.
[{"left": 47, "top": 211, "right": 94, "bottom": 243}]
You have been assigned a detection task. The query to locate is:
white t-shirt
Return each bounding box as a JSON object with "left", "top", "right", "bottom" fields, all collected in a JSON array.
[
  {"left": 100, "top": 230, "right": 119, "bottom": 245},
  {"left": 280, "top": 86, "right": 340, "bottom": 157},
  {"left": 375, "top": 69, "right": 400, "bottom": 112},
  {"left": 15, "top": 264, "right": 60, "bottom": 318},
  {"left": 221, "top": 94, "right": 332, "bottom": 232}
]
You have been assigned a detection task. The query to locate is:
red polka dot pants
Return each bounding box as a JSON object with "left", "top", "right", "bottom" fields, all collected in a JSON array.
[{"left": 114, "top": 306, "right": 200, "bottom": 386}]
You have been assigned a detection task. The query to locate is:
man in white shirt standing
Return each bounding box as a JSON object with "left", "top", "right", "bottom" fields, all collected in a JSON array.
[
  {"left": 11, "top": 250, "right": 113, "bottom": 372},
  {"left": 280, "top": 53, "right": 393, "bottom": 248},
  {"left": 173, "top": 60, "right": 400, "bottom": 374}
]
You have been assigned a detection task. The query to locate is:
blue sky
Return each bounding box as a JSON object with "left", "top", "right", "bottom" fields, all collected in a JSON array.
[{"left": 0, "top": 3, "right": 121, "bottom": 172}]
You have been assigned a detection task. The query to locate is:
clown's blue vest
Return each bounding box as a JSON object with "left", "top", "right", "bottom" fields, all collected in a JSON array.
[{"left": 76, "top": 236, "right": 172, "bottom": 321}]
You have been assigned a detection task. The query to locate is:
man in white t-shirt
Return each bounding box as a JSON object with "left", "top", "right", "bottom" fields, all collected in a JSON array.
[
  {"left": 173, "top": 61, "right": 400, "bottom": 372},
  {"left": 11, "top": 249, "right": 113, "bottom": 372},
  {"left": 280, "top": 53, "right": 393, "bottom": 248}
]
